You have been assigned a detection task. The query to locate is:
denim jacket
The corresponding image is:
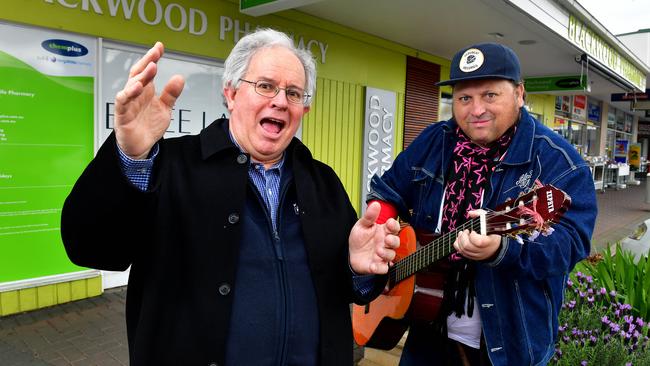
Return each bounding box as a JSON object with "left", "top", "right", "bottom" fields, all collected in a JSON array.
[{"left": 369, "top": 108, "right": 597, "bottom": 365}]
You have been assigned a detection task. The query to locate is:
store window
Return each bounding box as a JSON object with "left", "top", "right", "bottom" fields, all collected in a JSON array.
[
  {"left": 605, "top": 106, "right": 633, "bottom": 160},
  {"left": 607, "top": 108, "right": 616, "bottom": 129},
  {"left": 439, "top": 93, "right": 452, "bottom": 121},
  {"left": 553, "top": 95, "right": 597, "bottom": 156},
  {"left": 99, "top": 42, "right": 228, "bottom": 149}
]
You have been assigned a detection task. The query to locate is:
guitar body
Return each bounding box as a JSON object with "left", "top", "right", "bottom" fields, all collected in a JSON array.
[{"left": 352, "top": 226, "right": 446, "bottom": 349}]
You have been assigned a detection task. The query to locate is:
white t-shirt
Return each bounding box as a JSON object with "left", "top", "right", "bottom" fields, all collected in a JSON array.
[{"left": 446, "top": 296, "right": 482, "bottom": 349}]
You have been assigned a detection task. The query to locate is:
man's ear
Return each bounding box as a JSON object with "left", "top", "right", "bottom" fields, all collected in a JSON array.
[
  {"left": 515, "top": 83, "right": 526, "bottom": 108},
  {"left": 223, "top": 84, "right": 236, "bottom": 111}
]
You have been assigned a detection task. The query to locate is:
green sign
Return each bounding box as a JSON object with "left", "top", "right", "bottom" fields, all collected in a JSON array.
[
  {"left": 240, "top": 0, "right": 320, "bottom": 16},
  {"left": 524, "top": 75, "right": 588, "bottom": 92},
  {"left": 241, "top": 0, "right": 277, "bottom": 10},
  {"left": 0, "top": 24, "right": 93, "bottom": 283}
]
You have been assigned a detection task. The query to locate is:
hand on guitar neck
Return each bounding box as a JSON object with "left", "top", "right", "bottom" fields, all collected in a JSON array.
[{"left": 453, "top": 210, "right": 502, "bottom": 261}]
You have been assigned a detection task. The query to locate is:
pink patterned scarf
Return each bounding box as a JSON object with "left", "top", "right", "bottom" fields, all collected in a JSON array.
[{"left": 440, "top": 125, "right": 515, "bottom": 318}]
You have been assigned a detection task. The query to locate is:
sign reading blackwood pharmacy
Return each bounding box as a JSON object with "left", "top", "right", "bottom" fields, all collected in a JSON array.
[
  {"left": 0, "top": 23, "right": 94, "bottom": 282},
  {"left": 361, "top": 87, "right": 395, "bottom": 212},
  {"left": 568, "top": 15, "right": 646, "bottom": 91}
]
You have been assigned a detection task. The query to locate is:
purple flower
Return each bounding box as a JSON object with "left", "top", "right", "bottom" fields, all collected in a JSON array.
[
  {"left": 601, "top": 315, "right": 610, "bottom": 324},
  {"left": 567, "top": 279, "right": 574, "bottom": 288},
  {"left": 581, "top": 361, "right": 588, "bottom": 366},
  {"left": 635, "top": 318, "right": 645, "bottom": 327},
  {"left": 586, "top": 275, "right": 593, "bottom": 283}
]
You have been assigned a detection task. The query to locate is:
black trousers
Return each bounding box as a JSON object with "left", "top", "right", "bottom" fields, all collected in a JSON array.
[{"left": 399, "top": 323, "right": 492, "bottom": 366}]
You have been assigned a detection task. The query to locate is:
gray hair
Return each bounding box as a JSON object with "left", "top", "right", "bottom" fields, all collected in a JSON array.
[{"left": 222, "top": 28, "right": 316, "bottom": 107}]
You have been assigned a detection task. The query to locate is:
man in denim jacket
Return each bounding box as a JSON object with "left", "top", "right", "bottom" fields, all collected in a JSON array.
[{"left": 368, "top": 43, "right": 597, "bottom": 365}]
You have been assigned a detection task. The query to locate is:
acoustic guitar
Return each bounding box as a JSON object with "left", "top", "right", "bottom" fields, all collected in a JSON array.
[{"left": 352, "top": 185, "right": 571, "bottom": 350}]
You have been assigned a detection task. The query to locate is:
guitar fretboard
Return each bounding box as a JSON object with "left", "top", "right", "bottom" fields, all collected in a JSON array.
[{"left": 388, "top": 218, "right": 480, "bottom": 287}]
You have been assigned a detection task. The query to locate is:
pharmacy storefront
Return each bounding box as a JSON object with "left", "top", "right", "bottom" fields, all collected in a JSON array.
[{"left": 0, "top": 0, "right": 452, "bottom": 315}]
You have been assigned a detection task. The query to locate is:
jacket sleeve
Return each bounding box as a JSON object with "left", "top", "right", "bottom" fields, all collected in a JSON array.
[
  {"left": 60, "top": 133, "right": 156, "bottom": 271},
  {"left": 485, "top": 163, "right": 597, "bottom": 279}
]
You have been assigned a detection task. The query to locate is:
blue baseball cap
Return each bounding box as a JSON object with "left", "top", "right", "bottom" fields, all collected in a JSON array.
[{"left": 437, "top": 43, "right": 521, "bottom": 86}]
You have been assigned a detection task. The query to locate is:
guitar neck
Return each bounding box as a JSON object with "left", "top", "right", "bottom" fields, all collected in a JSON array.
[{"left": 388, "top": 217, "right": 482, "bottom": 287}]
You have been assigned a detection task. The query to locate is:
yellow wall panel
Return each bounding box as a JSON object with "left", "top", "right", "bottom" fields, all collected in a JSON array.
[
  {"left": 70, "top": 280, "right": 87, "bottom": 301},
  {"left": 56, "top": 282, "right": 71, "bottom": 304},
  {"left": 18, "top": 288, "right": 38, "bottom": 312},
  {"left": 303, "top": 78, "right": 406, "bottom": 213},
  {"left": 87, "top": 277, "right": 103, "bottom": 298},
  {"left": 0, "top": 291, "right": 19, "bottom": 316},
  {"left": 37, "top": 285, "right": 57, "bottom": 308}
]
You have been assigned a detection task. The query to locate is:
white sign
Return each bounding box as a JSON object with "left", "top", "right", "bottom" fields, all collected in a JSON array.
[
  {"left": 360, "top": 87, "right": 396, "bottom": 211},
  {"left": 99, "top": 45, "right": 228, "bottom": 149}
]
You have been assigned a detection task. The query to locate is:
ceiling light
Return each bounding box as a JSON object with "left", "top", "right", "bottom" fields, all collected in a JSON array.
[
  {"left": 488, "top": 32, "right": 504, "bottom": 39},
  {"left": 518, "top": 40, "right": 537, "bottom": 45}
]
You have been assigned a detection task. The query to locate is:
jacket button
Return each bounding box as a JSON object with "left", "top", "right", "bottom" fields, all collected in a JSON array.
[
  {"left": 228, "top": 213, "right": 239, "bottom": 224},
  {"left": 218, "top": 283, "right": 231, "bottom": 296},
  {"left": 237, "top": 154, "right": 248, "bottom": 164}
]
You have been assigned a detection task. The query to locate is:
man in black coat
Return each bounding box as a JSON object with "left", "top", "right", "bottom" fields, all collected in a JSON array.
[{"left": 61, "top": 28, "right": 399, "bottom": 366}]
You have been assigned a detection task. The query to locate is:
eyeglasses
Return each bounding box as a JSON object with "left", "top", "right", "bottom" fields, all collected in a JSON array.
[{"left": 239, "top": 79, "right": 310, "bottom": 105}]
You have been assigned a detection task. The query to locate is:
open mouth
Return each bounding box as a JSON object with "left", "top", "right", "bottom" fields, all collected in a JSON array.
[{"left": 260, "top": 117, "right": 286, "bottom": 134}]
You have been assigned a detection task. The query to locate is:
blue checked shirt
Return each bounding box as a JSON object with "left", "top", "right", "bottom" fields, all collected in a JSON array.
[{"left": 117, "top": 138, "right": 377, "bottom": 297}]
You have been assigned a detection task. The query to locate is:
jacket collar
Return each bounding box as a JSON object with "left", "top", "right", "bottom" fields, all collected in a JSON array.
[
  {"left": 442, "top": 107, "right": 535, "bottom": 166},
  {"left": 200, "top": 118, "right": 238, "bottom": 160},
  {"left": 199, "top": 117, "right": 312, "bottom": 164}
]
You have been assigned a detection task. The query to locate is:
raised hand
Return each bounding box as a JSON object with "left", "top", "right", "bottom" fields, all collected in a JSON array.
[
  {"left": 349, "top": 202, "right": 401, "bottom": 275},
  {"left": 114, "top": 42, "right": 185, "bottom": 159}
]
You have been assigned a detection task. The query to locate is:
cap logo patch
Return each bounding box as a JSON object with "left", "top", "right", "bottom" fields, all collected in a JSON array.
[{"left": 459, "top": 48, "right": 484, "bottom": 73}]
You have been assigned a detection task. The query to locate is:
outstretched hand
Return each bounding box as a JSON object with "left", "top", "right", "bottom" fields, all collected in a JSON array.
[
  {"left": 114, "top": 42, "right": 185, "bottom": 159},
  {"left": 349, "top": 201, "right": 401, "bottom": 275}
]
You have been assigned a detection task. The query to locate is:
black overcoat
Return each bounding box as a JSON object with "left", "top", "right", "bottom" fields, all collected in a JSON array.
[{"left": 61, "top": 119, "right": 363, "bottom": 365}]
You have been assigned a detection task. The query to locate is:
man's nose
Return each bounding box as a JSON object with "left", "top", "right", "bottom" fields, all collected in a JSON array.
[
  {"left": 470, "top": 99, "right": 486, "bottom": 117},
  {"left": 270, "top": 89, "right": 289, "bottom": 109}
]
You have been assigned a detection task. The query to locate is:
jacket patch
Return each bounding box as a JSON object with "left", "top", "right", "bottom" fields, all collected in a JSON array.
[{"left": 515, "top": 170, "right": 533, "bottom": 189}]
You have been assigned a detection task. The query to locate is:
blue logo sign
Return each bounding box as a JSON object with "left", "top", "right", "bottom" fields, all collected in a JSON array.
[{"left": 41, "top": 39, "right": 88, "bottom": 57}]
